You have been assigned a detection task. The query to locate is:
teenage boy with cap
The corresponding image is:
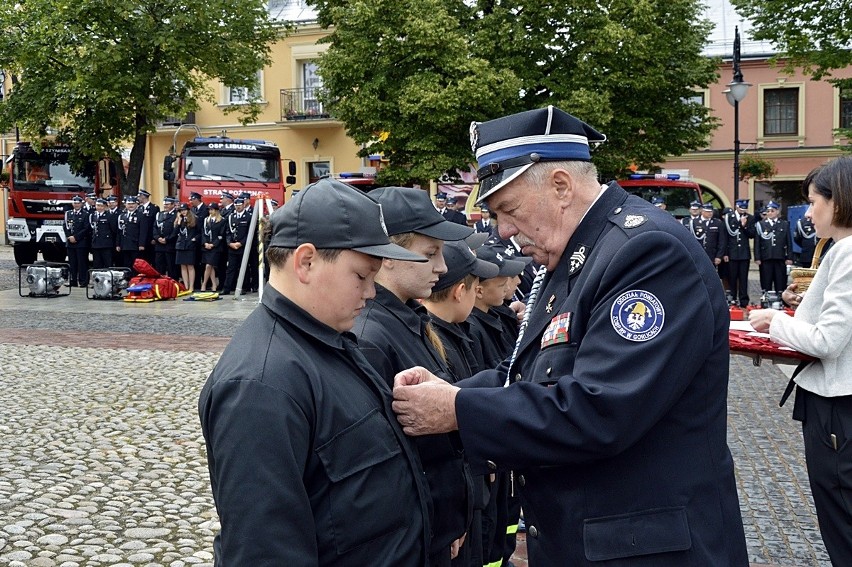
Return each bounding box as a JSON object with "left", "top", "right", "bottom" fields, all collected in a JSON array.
[
  {"left": 199, "top": 178, "right": 431, "bottom": 566},
  {"left": 64, "top": 195, "right": 91, "bottom": 287},
  {"left": 754, "top": 200, "right": 793, "bottom": 293},
  {"left": 392, "top": 105, "right": 748, "bottom": 566},
  {"left": 723, "top": 198, "right": 756, "bottom": 306},
  {"left": 352, "top": 186, "right": 475, "bottom": 567}
]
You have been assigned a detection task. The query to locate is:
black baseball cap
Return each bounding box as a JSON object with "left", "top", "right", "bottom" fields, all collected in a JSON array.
[
  {"left": 433, "top": 241, "right": 500, "bottom": 292},
  {"left": 269, "top": 179, "right": 427, "bottom": 262},
  {"left": 369, "top": 187, "right": 473, "bottom": 240},
  {"left": 476, "top": 244, "right": 527, "bottom": 277}
]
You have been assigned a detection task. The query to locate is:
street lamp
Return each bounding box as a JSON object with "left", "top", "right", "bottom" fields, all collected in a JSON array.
[{"left": 723, "top": 26, "right": 752, "bottom": 202}]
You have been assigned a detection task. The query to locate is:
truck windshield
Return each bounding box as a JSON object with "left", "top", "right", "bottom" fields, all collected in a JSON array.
[
  {"left": 12, "top": 156, "right": 96, "bottom": 191},
  {"left": 184, "top": 151, "right": 280, "bottom": 183}
]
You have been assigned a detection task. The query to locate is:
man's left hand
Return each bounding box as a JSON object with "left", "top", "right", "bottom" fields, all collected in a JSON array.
[{"left": 393, "top": 367, "right": 460, "bottom": 435}]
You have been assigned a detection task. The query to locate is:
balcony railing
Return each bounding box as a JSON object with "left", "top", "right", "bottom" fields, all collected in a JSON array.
[{"left": 280, "top": 88, "right": 332, "bottom": 121}]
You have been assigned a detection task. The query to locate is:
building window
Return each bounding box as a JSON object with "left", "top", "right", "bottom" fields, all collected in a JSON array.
[
  {"left": 764, "top": 88, "right": 799, "bottom": 135},
  {"left": 308, "top": 161, "right": 330, "bottom": 184},
  {"left": 302, "top": 62, "right": 324, "bottom": 115},
  {"left": 226, "top": 71, "right": 263, "bottom": 105},
  {"left": 841, "top": 88, "right": 852, "bottom": 129}
]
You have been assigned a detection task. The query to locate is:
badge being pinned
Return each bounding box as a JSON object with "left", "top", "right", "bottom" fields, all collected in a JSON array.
[
  {"left": 610, "top": 290, "right": 665, "bottom": 342},
  {"left": 542, "top": 313, "right": 571, "bottom": 348}
]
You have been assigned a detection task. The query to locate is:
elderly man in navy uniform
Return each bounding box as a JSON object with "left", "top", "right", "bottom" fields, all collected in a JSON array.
[
  {"left": 64, "top": 195, "right": 91, "bottom": 287},
  {"left": 754, "top": 200, "right": 793, "bottom": 293},
  {"left": 392, "top": 106, "right": 748, "bottom": 566},
  {"left": 199, "top": 178, "right": 432, "bottom": 565},
  {"left": 724, "top": 198, "right": 756, "bottom": 307}
]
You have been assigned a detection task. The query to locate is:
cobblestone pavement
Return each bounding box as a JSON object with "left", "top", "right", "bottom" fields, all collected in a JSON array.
[{"left": 0, "top": 247, "right": 831, "bottom": 565}]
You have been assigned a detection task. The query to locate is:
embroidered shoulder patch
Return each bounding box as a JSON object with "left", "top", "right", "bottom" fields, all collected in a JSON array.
[
  {"left": 542, "top": 313, "right": 571, "bottom": 348},
  {"left": 610, "top": 290, "right": 665, "bottom": 342},
  {"left": 623, "top": 214, "right": 647, "bottom": 229}
]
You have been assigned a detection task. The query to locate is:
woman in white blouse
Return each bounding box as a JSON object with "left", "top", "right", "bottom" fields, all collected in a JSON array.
[{"left": 750, "top": 156, "right": 852, "bottom": 565}]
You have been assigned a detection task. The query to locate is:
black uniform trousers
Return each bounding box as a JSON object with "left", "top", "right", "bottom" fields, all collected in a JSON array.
[
  {"left": 728, "top": 259, "right": 751, "bottom": 306},
  {"left": 759, "top": 259, "right": 787, "bottom": 292},
  {"left": 122, "top": 250, "right": 140, "bottom": 274},
  {"left": 91, "top": 248, "right": 113, "bottom": 270},
  {"left": 67, "top": 246, "right": 89, "bottom": 286},
  {"left": 793, "top": 388, "right": 852, "bottom": 566},
  {"left": 223, "top": 248, "right": 246, "bottom": 293},
  {"left": 155, "top": 250, "right": 177, "bottom": 280}
]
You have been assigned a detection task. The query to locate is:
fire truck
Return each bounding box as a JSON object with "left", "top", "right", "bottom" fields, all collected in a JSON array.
[
  {"left": 4, "top": 142, "right": 120, "bottom": 266},
  {"left": 164, "top": 126, "right": 296, "bottom": 206},
  {"left": 619, "top": 173, "right": 704, "bottom": 219}
]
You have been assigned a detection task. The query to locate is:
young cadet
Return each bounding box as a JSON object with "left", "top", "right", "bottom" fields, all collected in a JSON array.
[
  {"left": 351, "top": 186, "right": 475, "bottom": 567},
  {"left": 467, "top": 244, "right": 528, "bottom": 370},
  {"left": 199, "top": 178, "right": 431, "bottom": 566}
]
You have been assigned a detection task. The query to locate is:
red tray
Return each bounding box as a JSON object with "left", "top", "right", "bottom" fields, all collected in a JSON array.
[{"left": 729, "top": 330, "right": 816, "bottom": 365}]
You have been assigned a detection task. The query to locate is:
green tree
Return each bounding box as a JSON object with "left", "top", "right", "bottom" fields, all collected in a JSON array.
[
  {"left": 312, "top": 0, "right": 718, "bottom": 184},
  {"left": 730, "top": 0, "right": 852, "bottom": 148},
  {"left": 0, "top": 0, "right": 277, "bottom": 194}
]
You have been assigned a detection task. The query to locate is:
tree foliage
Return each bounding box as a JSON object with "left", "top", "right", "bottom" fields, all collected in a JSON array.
[
  {"left": 730, "top": 0, "right": 852, "bottom": 148},
  {"left": 312, "top": 0, "right": 719, "bottom": 184},
  {"left": 0, "top": 0, "right": 277, "bottom": 193}
]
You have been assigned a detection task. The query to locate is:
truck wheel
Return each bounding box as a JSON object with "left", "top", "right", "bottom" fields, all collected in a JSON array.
[
  {"left": 41, "top": 243, "right": 67, "bottom": 263},
  {"left": 13, "top": 242, "right": 39, "bottom": 266}
]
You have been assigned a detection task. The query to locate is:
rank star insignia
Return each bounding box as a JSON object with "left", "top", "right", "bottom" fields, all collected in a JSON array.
[
  {"left": 568, "top": 245, "right": 588, "bottom": 275},
  {"left": 623, "top": 214, "right": 647, "bottom": 229}
]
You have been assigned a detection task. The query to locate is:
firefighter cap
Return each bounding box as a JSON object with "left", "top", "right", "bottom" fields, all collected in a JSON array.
[
  {"left": 471, "top": 105, "right": 606, "bottom": 203},
  {"left": 234, "top": 197, "right": 245, "bottom": 205},
  {"left": 126, "top": 196, "right": 139, "bottom": 203},
  {"left": 221, "top": 192, "right": 234, "bottom": 201},
  {"left": 766, "top": 201, "right": 780, "bottom": 210},
  {"left": 95, "top": 198, "right": 107, "bottom": 206},
  {"left": 208, "top": 202, "right": 219, "bottom": 210},
  {"left": 107, "top": 195, "right": 118, "bottom": 202},
  {"left": 735, "top": 199, "right": 749, "bottom": 208},
  {"left": 651, "top": 196, "right": 665, "bottom": 206},
  {"left": 701, "top": 203, "right": 714, "bottom": 211},
  {"left": 475, "top": 244, "right": 528, "bottom": 278},
  {"left": 178, "top": 202, "right": 189, "bottom": 211},
  {"left": 369, "top": 187, "right": 473, "bottom": 241},
  {"left": 138, "top": 189, "right": 151, "bottom": 198},
  {"left": 433, "top": 240, "right": 500, "bottom": 292},
  {"left": 189, "top": 192, "right": 203, "bottom": 201},
  {"left": 86, "top": 192, "right": 97, "bottom": 199},
  {"left": 164, "top": 197, "right": 178, "bottom": 204},
  {"left": 239, "top": 191, "right": 252, "bottom": 200},
  {"left": 268, "top": 178, "right": 427, "bottom": 262},
  {"left": 690, "top": 201, "right": 700, "bottom": 209},
  {"left": 71, "top": 195, "right": 84, "bottom": 203}
]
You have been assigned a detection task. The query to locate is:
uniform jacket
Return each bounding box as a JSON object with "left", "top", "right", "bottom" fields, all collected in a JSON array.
[
  {"left": 467, "top": 307, "right": 513, "bottom": 371},
  {"left": 441, "top": 208, "right": 468, "bottom": 226},
  {"left": 193, "top": 202, "right": 209, "bottom": 224},
  {"left": 793, "top": 217, "right": 818, "bottom": 267},
  {"left": 175, "top": 217, "right": 199, "bottom": 251},
  {"left": 455, "top": 183, "right": 748, "bottom": 566},
  {"left": 199, "top": 287, "right": 430, "bottom": 566},
  {"left": 154, "top": 210, "right": 178, "bottom": 252},
  {"left": 89, "top": 211, "right": 117, "bottom": 249},
  {"left": 118, "top": 209, "right": 143, "bottom": 250},
  {"left": 353, "top": 285, "right": 474, "bottom": 556},
  {"left": 688, "top": 216, "right": 726, "bottom": 262},
  {"left": 474, "top": 219, "right": 494, "bottom": 234},
  {"left": 724, "top": 211, "right": 756, "bottom": 261},
  {"left": 64, "top": 208, "right": 90, "bottom": 248},
  {"left": 428, "top": 315, "right": 481, "bottom": 380},
  {"left": 754, "top": 218, "right": 793, "bottom": 262},
  {"left": 226, "top": 212, "right": 251, "bottom": 248},
  {"left": 137, "top": 201, "right": 160, "bottom": 248},
  {"left": 202, "top": 217, "right": 226, "bottom": 251}
]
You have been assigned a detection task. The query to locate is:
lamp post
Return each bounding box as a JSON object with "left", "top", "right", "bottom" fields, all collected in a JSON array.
[{"left": 723, "top": 26, "right": 751, "bottom": 203}]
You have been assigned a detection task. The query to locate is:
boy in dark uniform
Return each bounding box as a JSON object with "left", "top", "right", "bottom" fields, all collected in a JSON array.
[
  {"left": 64, "top": 195, "right": 90, "bottom": 287},
  {"left": 199, "top": 178, "right": 432, "bottom": 566}
]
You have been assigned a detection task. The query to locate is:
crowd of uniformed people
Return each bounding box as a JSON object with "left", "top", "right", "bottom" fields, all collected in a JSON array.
[{"left": 63, "top": 188, "right": 278, "bottom": 294}]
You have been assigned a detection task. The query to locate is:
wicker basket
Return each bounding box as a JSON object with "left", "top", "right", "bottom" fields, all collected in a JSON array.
[{"left": 791, "top": 238, "right": 829, "bottom": 292}]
